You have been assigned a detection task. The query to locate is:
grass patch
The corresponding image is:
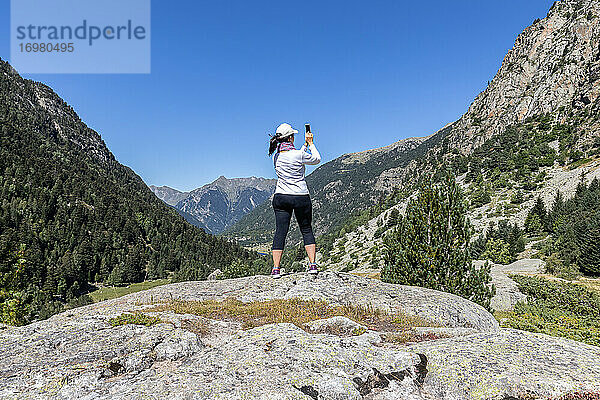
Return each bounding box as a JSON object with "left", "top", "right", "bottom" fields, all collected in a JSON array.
[
  {"left": 146, "top": 297, "right": 436, "bottom": 332},
  {"left": 383, "top": 331, "right": 451, "bottom": 344},
  {"left": 499, "top": 276, "right": 600, "bottom": 346},
  {"left": 577, "top": 278, "right": 600, "bottom": 295},
  {"left": 108, "top": 312, "right": 163, "bottom": 327},
  {"left": 89, "top": 279, "right": 171, "bottom": 302},
  {"left": 493, "top": 310, "right": 513, "bottom": 322}
]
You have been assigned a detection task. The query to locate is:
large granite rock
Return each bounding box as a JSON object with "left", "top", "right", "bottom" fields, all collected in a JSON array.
[
  {"left": 479, "top": 258, "right": 544, "bottom": 312},
  {"left": 406, "top": 329, "right": 600, "bottom": 399},
  {"left": 0, "top": 319, "right": 426, "bottom": 399},
  {"left": 1, "top": 272, "right": 599, "bottom": 399},
  {"left": 109, "top": 271, "right": 499, "bottom": 331}
]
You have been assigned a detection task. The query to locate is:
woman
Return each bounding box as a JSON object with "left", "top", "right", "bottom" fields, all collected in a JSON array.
[{"left": 268, "top": 122, "right": 321, "bottom": 278}]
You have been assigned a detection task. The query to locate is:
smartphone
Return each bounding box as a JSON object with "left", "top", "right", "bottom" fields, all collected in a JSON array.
[{"left": 305, "top": 123, "right": 311, "bottom": 134}]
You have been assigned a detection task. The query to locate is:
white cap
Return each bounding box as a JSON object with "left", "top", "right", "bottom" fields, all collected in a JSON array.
[{"left": 275, "top": 123, "right": 298, "bottom": 138}]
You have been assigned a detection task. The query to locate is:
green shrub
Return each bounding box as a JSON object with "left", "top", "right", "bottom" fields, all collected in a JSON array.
[
  {"left": 545, "top": 253, "right": 580, "bottom": 280},
  {"left": 472, "top": 220, "right": 524, "bottom": 263},
  {"left": 108, "top": 312, "right": 162, "bottom": 327},
  {"left": 289, "top": 261, "right": 308, "bottom": 273},
  {"left": 340, "top": 261, "right": 358, "bottom": 273},
  {"left": 510, "top": 190, "right": 524, "bottom": 204},
  {"left": 481, "top": 239, "right": 512, "bottom": 264},
  {"left": 470, "top": 186, "right": 491, "bottom": 208},
  {"left": 501, "top": 276, "right": 600, "bottom": 346},
  {"left": 0, "top": 245, "right": 32, "bottom": 326},
  {"left": 220, "top": 259, "right": 269, "bottom": 279},
  {"left": 0, "top": 291, "right": 30, "bottom": 326},
  {"left": 374, "top": 226, "right": 386, "bottom": 239}
]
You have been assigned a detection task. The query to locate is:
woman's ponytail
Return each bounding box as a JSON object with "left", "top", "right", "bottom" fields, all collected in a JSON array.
[
  {"left": 269, "top": 133, "right": 293, "bottom": 156},
  {"left": 268, "top": 135, "right": 280, "bottom": 156}
]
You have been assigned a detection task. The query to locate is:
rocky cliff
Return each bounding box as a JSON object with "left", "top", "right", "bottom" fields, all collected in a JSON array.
[
  {"left": 381, "top": 0, "right": 600, "bottom": 188},
  {"left": 2, "top": 272, "right": 599, "bottom": 399},
  {"left": 455, "top": 0, "right": 600, "bottom": 150}
]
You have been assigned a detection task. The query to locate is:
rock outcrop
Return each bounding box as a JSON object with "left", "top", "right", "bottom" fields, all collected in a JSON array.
[
  {"left": 449, "top": 0, "right": 600, "bottom": 152},
  {"left": 407, "top": 328, "right": 600, "bottom": 399},
  {"left": 480, "top": 258, "right": 545, "bottom": 312},
  {"left": 1, "top": 272, "right": 599, "bottom": 399},
  {"left": 115, "top": 272, "right": 500, "bottom": 331}
]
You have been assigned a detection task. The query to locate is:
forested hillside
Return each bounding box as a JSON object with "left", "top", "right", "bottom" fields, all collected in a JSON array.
[{"left": 0, "top": 59, "right": 256, "bottom": 324}]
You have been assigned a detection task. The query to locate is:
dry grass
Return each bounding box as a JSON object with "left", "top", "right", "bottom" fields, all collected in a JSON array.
[
  {"left": 90, "top": 279, "right": 171, "bottom": 302},
  {"left": 180, "top": 318, "right": 211, "bottom": 337},
  {"left": 350, "top": 271, "right": 382, "bottom": 280},
  {"left": 145, "top": 297, "right": 436, "bottom": 333}
]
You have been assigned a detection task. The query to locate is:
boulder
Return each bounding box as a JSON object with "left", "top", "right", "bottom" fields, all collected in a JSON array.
[
  {"left": 0, "top": 320, "right": 426, "bottom": 399},
  {"left": 305, "top": 316, "right": 369, "bottom": 336},
  {"left": 405, "top": 328, "right": 600, "bottom": 399},
  {"left": 112, "top": 271, "right": 500, "bottom": 331},
  {"left": 475, "top": 259, "right": 544, "bottom": 311},
  {"left": 207, "top": 268, "right": 223, "bottom": 280}
]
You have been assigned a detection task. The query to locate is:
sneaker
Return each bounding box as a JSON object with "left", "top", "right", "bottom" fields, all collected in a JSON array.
[
  {"left": 308, "top": 263, "right": 319, "bottom": 275},
  {"left": 271, "top": 268, "right": 282, "bottom": 279}
]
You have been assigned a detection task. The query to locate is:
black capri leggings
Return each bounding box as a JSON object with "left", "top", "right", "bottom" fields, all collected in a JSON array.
[{"left": 272, "top": 193, "right": 316, "bottom": 250}]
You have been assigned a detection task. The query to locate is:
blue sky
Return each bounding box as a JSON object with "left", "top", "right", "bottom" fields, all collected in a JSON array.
[{"left": 0, "top": 0, "right": 555, "bottom": 191}]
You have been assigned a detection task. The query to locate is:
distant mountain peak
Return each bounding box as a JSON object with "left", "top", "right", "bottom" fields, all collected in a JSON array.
[
  {"left": 150, "top": 176, "right": 276, "bottom": 234},
  {"left": 148, "top": 185, "right": 188, "bottom": 206}
]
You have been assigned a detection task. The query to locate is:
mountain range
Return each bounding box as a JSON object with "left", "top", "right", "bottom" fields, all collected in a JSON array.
[
  {"left": 225, "top": 0, "right": 600, "bottom": 250},
  {"left": 150, "top": 176, "right": 276, "bottom": 234}
]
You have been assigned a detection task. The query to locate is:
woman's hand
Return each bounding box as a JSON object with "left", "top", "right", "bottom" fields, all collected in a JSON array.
[{"left": 305, "top": 131, "right": 314, "bottom": 146}]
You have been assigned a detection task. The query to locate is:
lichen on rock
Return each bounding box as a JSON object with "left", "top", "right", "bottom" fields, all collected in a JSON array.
[{"left": 1, "top": 272, "right": 599, "bottom": 399}]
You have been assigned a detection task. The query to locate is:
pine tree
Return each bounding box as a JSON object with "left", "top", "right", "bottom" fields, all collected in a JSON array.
[
  {"left": 526, "top": 196, "right": 547, "bottom": 233},
  {"left": 578, "top": 227, "right": 600, "bottom": 276},
  {"left": 381, "top": 172, "right": 495, "bottom": 309},
  {"left": 547, "top": 191, "right": 564, "bottom": 232},
  {"left": 386, "top": 209, "right": 399, "bottom": 229},
  {"left": 0, "top": 245, "right": 31, "bottom": 325},
  {"left": 481, "top": 239, "right": 512, "bottom": 264}
]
